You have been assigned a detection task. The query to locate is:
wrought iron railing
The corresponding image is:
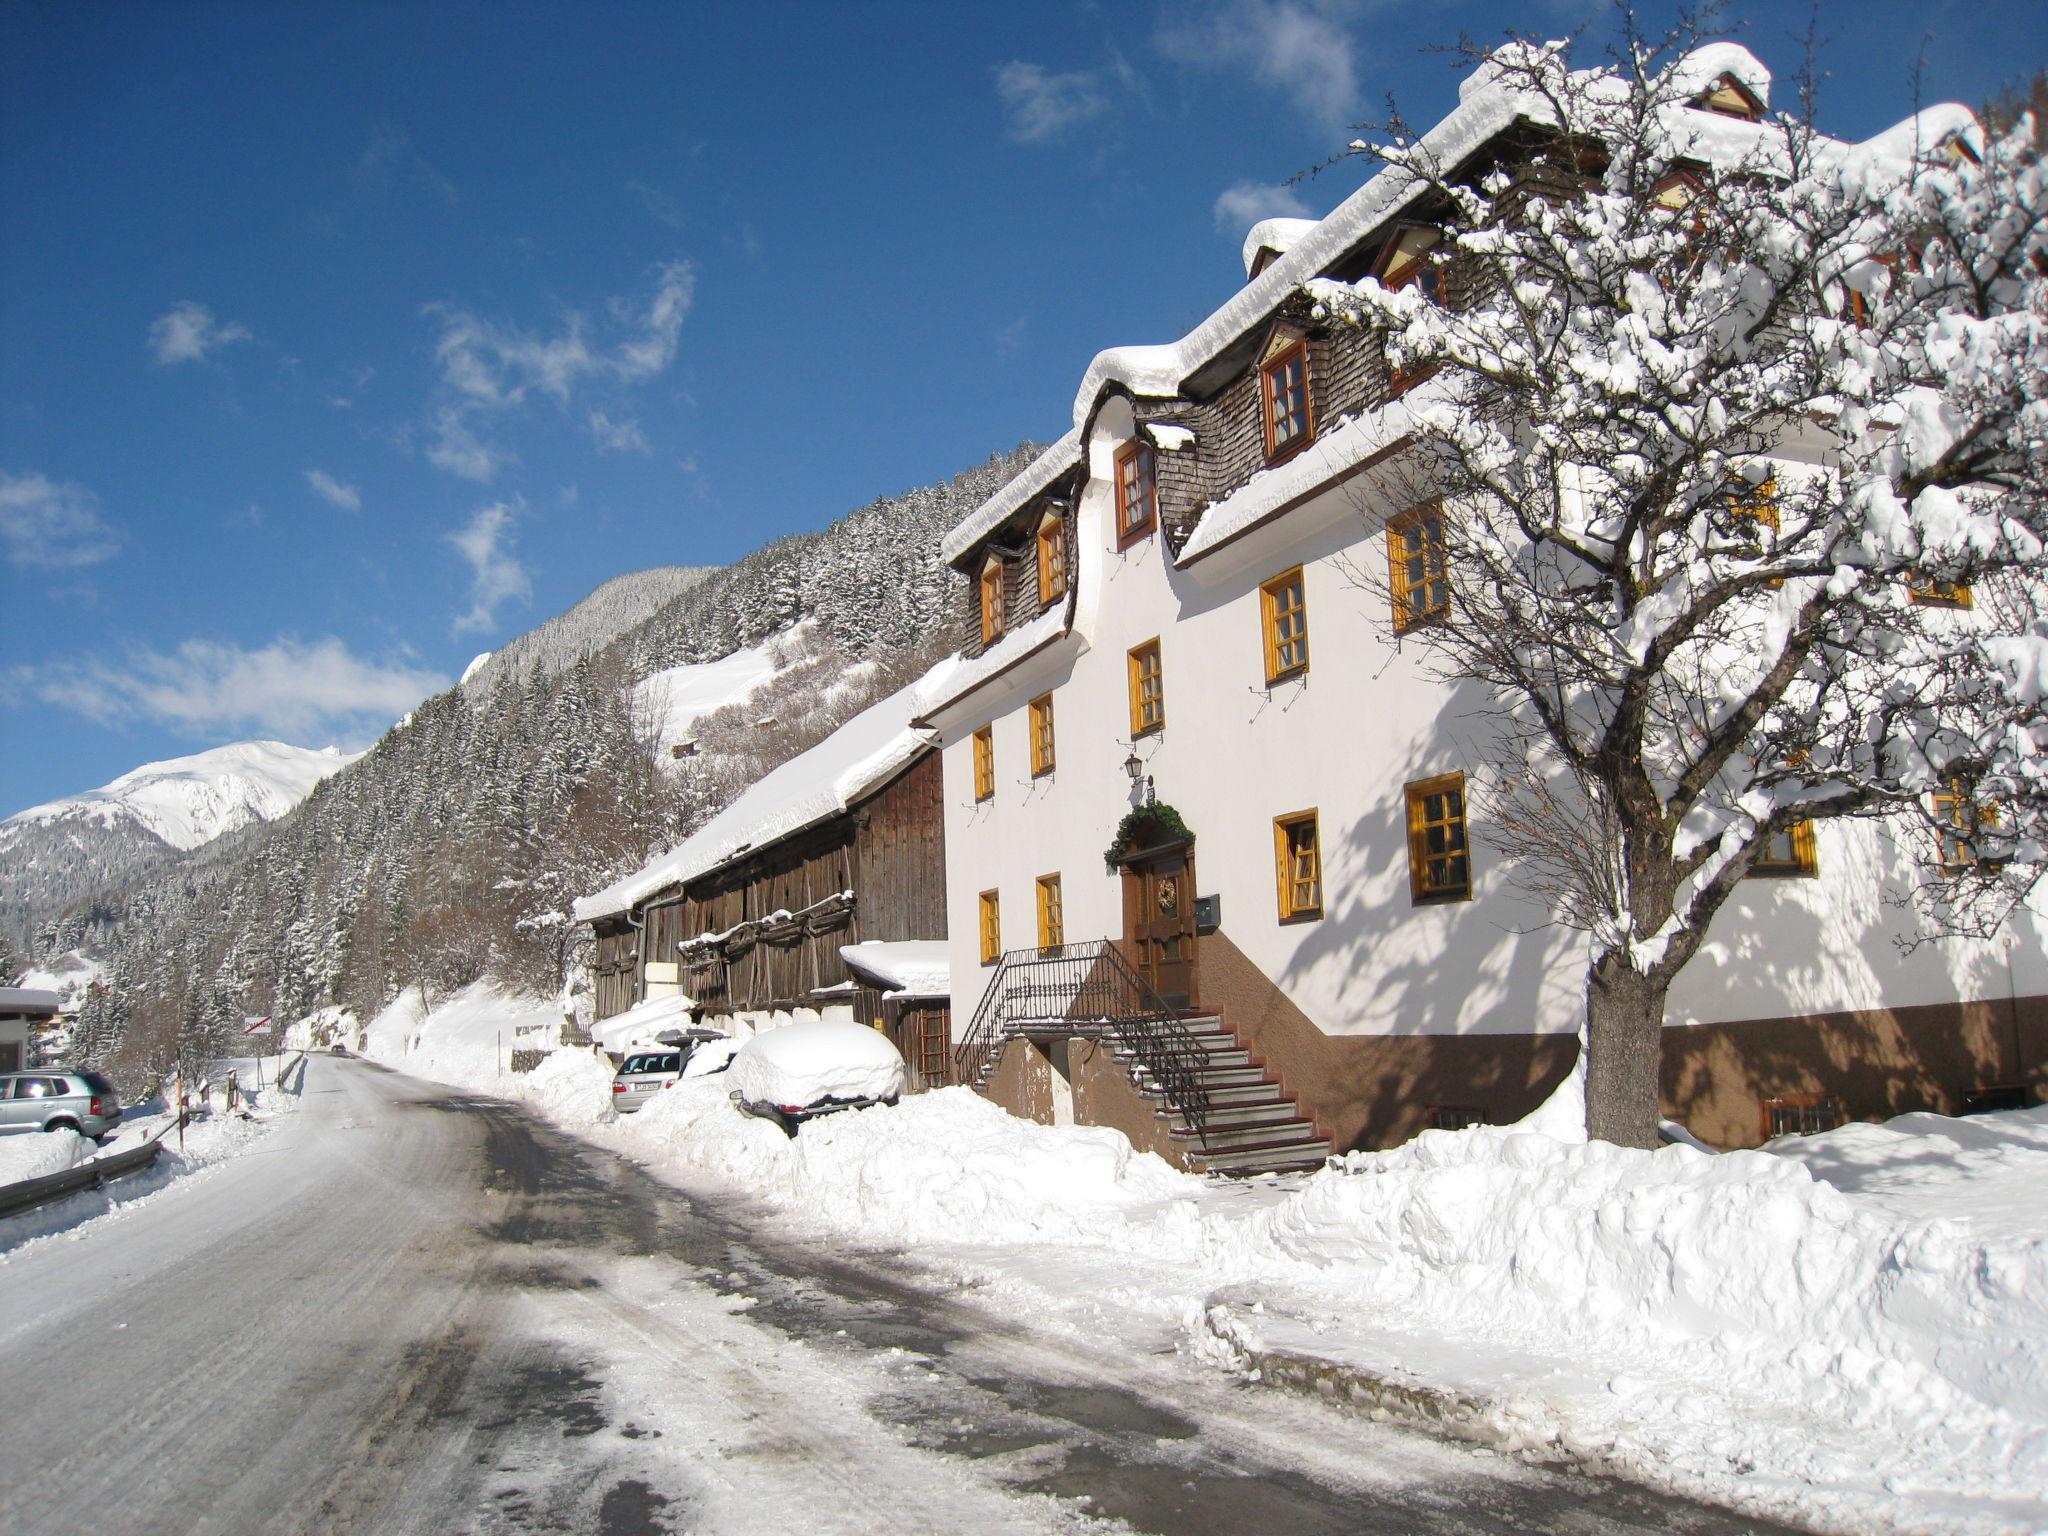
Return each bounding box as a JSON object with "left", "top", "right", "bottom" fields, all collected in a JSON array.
[{"left": 954, "top": 939, "right": 1213, "bottom": 1147}]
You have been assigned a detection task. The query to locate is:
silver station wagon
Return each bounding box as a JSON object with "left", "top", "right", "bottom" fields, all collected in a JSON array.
[{"left": 0, "top": 1070, "right": 124, "bottom": 1142}]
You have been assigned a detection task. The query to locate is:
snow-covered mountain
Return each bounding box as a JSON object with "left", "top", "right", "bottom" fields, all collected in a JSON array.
[{"left": 3, "top": 740, "right": 359, "bottom": 853}]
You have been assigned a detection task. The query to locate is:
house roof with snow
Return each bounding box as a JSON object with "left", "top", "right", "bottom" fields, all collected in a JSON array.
[
  {"left": 574, "top": 658, "right": 960, "bottom": 924},
  {"left": 937, "top": 41, "right": 1978, "bottom": 572},
  {"left": 0, "top": 988, "right": 60, "bottom": 1018},
  {"left": 838, "top": 940, "right": 950, "bottom": 1000}
]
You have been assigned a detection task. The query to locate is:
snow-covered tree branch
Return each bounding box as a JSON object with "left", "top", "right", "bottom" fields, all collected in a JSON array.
[{"left": 1311, "top": 29, "right": 2048, "bottom": 1144}]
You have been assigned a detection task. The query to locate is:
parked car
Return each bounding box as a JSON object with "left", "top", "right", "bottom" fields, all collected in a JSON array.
[
  {"left": 330, "top": 1043, "right": 349, "bottom": 1057},
  {"left": 0, "top": 1070, "right": 124, "bottom": 1142},
  {"left": 611, "top": 1028, "right": 730, "bottom": 1113},
  {"left": 728, "top": 1020, "right": 908, "bottom": 1137}
]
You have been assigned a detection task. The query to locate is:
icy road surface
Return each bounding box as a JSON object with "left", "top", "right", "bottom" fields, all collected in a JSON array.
[{"left": 0, "top": 1056, "right": 1799, "bottom": 1535}]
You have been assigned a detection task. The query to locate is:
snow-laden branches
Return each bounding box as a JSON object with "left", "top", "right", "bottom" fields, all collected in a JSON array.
[{"left": 1312, "top": 28, "right": 2046, "bottom": 1138}]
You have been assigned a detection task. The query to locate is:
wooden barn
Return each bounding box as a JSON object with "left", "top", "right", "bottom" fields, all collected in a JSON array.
[{"left": 575, "top": 665, "right": 953, "bottom": 1060}]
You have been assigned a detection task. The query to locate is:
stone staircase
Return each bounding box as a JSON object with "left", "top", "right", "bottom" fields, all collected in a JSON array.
[{"left": 1110, "top": 1013, "right": 1332, "bottom": 1176}]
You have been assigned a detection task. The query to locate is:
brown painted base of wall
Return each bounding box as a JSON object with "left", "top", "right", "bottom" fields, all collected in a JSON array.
[
  {"left": 980, "top": 1036, "right": 1188, "bottom": 1168},
  {"left": 1194, "top": 929, "right": 2046, "bottom": 1153}
]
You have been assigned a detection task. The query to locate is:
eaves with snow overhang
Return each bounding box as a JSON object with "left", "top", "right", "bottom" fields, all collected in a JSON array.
[
  {"left": 573, "top": 657, "right": 960, "bottom": 925},
  {"left": 936, "top": 42, "right": 1979, "bottom": 574}
]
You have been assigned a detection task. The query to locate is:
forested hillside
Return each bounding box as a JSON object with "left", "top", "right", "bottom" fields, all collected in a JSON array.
[{"left": 38, "top": 445, "right": 1034, "bottom": 1078}]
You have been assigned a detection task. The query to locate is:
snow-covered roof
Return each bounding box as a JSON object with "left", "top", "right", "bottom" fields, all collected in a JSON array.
[
  {"left": 575, "top": 658, "right": 960, "bottom": 923},
  {"left": 910, "top": 605, "right": 1076, "bottom": 720},
  {"left": 1241, "top": 217, "right": 1319, "bottom": 277},
  {"left": 938, "top": 41, "right": 1976, "bottom": 568},
  {"left": 839, "top": 940, "right": 950, "bottom": 999},
  {"left": 0, "top": 988, "right": 61, "bottom": 1015},
  {"left": 939, "top": 430, "right": 1081, "bottom": 566},
  {"left": 590, "top": 992, "right": 695, "bottom": 1052}
]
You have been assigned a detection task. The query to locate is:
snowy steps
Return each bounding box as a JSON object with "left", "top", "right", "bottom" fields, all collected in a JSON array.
[{"left": 1120, "top": 1015, "right": 1333, "bottom": 1177}]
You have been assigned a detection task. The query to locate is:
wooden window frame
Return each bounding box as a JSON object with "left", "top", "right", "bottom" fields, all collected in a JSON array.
[
  {"left": 1259, "top": 566, "right": 1310, "bottom": 685},
  {"left": 1127, "top": 639, "right": 1165, "bottom": 737},
  {"left": 979, "top": 556, "right": 1006, "bottom": 645},
  {"left": 1387, "top": 504, "right": 1450, "bottom": 633},
  {"left": 1747, "top": 819, "right": 1819, "bottom": 878},
  {"left": 971, "top": 725, "right": 994, "bottom": 803},
  {"left": 1405, "top": 772, "right": 1473, "bottom": 905},
  {"left": 1035, "top": 873, "right": 1064, "bottom": 952},
  {"left": 1932, "top": 783, "right": 2003, "bottom": 874},
  {"left": 1909, "top": 575, "right": 1973, "bottom": 610},
  {"left": 1114, "top": 441, "right": 1157, "bottom": 549},
  {"left": 1260, "top": 339, "right": 1315, "bottom": 463},
  {"left": 1035, "top": 509, "right": 1068, "bottom": 609},
  {"left": 1378, "top": 227, "right": 1445, "bottom": 396},
  {"left": 978, "top": 889, "right": 1001, "bottom": 966},
  {"left": 1273, "top": 810, "right": 1324, "bottom": 923},
  {"left": 1028, "top": 692, "right": 1056, "bottom": 777}
]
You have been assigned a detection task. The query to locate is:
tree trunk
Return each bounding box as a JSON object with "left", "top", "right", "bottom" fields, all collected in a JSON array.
[{"left": 1583, "top": 949, "right": 1668, "bottom": 1148}]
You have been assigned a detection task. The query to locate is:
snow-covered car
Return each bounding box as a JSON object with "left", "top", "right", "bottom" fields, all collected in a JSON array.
[
  {"left": 726, "top": 1020, "right": 908, "bottom": 1136},
  {"left": 611, "top": 1028, "right": 731, "bottom": 1113}
]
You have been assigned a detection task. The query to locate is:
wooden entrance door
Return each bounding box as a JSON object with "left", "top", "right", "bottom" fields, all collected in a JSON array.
[{"left": 1126, "top": 846, "right": 1195, "bottom": 1008}]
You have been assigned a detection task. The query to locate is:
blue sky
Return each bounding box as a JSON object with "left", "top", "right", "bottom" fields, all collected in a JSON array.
[{"left": 2, "top": 0, "right": 2038, "bottom": 817}]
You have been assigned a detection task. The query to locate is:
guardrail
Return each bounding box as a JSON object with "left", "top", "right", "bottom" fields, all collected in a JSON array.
[{"left": 0, "top": 1118, "right": 186, "bottom": 1220}]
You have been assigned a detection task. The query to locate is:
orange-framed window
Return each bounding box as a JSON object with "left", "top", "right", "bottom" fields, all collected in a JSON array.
[
  {"left": 1035, "top": 510, "right": 1068, "bottom": 608},
  {"left": 1747, "top": 820, "right": 1818, "bottom": 878},
  {"left": 1128, "top": 639, "right": 1164, "bottom": 736},
  {"left": 1274, "top": 810, "right": 1323, "bottom": 922},
  {"left": 1931, "top": 783, "right": 2002, "bottom": 874},
  {"left": 978, "top": 889, "right": 1001, "bottom": 965},
  {"left": 1388, "top": 504, "right": 1449, "bottom": 633},
  {"left": 1260, "top": 566, "right": 1309, "bottom": 683},
  {"left": 972, "top": 725, "right": 994, "bottom": 802},
  {"left": 1406, "top": 772, "right": 1472, "bottom": 904},
  {"left": 1379, "top": 227, "right": 1444, "bottom": 394},
  {"left": 979, "top": 557, "right": 1005, "bottom": 645},
  {"left": 1028, "top": 693, "right": 1056, "bottom": 776},
  {"left": 1035, "top": 873, "right": 1064, "bottom": 952},
  {"left": 1115, "top": 441, "right": 1157, "bottom": 547},
  {"left": 1261, "top": 340, "right": 1313, "bottom": 460},
  {"left": 1909, "top": 575, "right": 1973, "bottom": 610}
]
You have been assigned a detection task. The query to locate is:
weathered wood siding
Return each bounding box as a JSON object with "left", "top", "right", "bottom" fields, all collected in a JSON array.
[
  {"left": 592, "top": 749, "right": 948, "bottom": 1024},
  {"left": 592, "top": 920, "right": 639, "bottom": 1021}
]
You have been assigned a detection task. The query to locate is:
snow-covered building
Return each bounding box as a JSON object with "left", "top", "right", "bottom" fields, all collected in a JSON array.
[
  {"left": 918, "top": 43, "right": 2047, "bottom": 1165},
  {"left": 0, "top": 988, "right": 60, "bottom": 1073},
  {"left": 575, "top": 666, "right": 957, "bottom": 1055}
]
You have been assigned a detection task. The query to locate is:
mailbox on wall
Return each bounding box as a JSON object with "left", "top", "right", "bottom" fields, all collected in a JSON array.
[{"left": 1194, "top": 894, "right": 1220, "bottom": 934}]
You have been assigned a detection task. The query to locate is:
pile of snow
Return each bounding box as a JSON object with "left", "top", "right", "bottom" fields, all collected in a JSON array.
[
  {"left": 590, "top": 992, "right": 695, "bottom": 1054},
  {"left": 2, "top": 740, "right": 357, "bottom": 851},
  {"left": 516, "top": 1048, "right": 617, "bottom": 1127},
  {"left": 623, "top": 1081, "right": 1191, "bottom": 1247},
  {"left": 1767, "top": 1104, "right": 2048, "bottom": 1237},
  {"left": 728, "top": 1020, "right": 909, "bottom": 1107},
  {"left": 0, "top": 1127, "right": 90, "bottom": 1185},
  {"left": 360, "top": 982, "right": 563, "bottom": 1085}
]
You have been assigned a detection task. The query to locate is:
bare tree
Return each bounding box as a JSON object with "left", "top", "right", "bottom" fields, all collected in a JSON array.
[{"left": 1313, "top": 25, "right": 2048, "bottom": 1144}]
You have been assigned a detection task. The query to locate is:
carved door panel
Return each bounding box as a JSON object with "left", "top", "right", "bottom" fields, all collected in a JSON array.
[{"left": 1128, "top": 849, "right": 1195, "bottom": 1009}]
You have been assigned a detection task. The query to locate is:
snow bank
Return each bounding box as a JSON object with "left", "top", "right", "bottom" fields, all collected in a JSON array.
[
  {"left": 624, "top": 1081, "right": 1192, "bottom": 1248},
  {"left": 729, "top": 1020, "right": 909, "bottom": 1106},
  {"left": 0, "top": 1128, "right": 90, "bottom": 1185}
]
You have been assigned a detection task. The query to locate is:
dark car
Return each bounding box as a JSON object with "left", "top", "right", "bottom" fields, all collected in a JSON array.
[{"left": 0, "top": 1070, "right": 124, "bottom": 1142}]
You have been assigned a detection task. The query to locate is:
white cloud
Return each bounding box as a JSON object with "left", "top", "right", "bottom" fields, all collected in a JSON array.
[
  {"left": 1213, "top": 179, "right": 1313, "bottom": 232},
  {"left": 23, "top": 636, "right": 445, "bottom": 741},
  {"left": 419, "top": 262, "right": 693, "bottom": 480},
  {"left": 147, "top": 301, "right": 253, "bottom": 366},
  {"left": 627, "top": 179, "right": 687, "bottom": 231},
  {"left": 994, "top": 61, "right": 1113, "bottom": 143},
  {"left": 0, "top": 470, "right": 120, "bottom": 569},
  {"left": 1156, "top": 1, "right": 1364, "bottom": 129},
  {"left": 588, "top": 410, "right": 649, "bottom": 454},
  {"left": 446, "top": 503, "right": 532, "bottom": 635},
  {"left": 425, "top": 409, "right": 513, "bottom": 483},
  {"left": 304, "top": 468, "right": 362, "bottom": 512}
]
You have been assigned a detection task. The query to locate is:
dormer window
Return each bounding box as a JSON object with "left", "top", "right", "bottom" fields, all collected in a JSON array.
[
  {"left": 979, "top": 556, "right": 1005, "bottom": 645},
  {"left": 1036, "top": 508, "right": 1068, "bottom": 607},
  {"left": 1378, "top": 225, "right": 1443, "bottom": 301},
  {"left": 1694, "top": 73, "right": 1763, "bottom": 121},
  {"left": 1259, "top": 331, "right": 1314, "bottom": 462},
  {"left": 1115, "top": 441, "right": 1157, "bottom": 548}
]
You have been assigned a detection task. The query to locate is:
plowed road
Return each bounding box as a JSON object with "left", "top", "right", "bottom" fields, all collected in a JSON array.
[{"left": 0, "top": 1056, "right": 1801, "bottom": 1535}]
